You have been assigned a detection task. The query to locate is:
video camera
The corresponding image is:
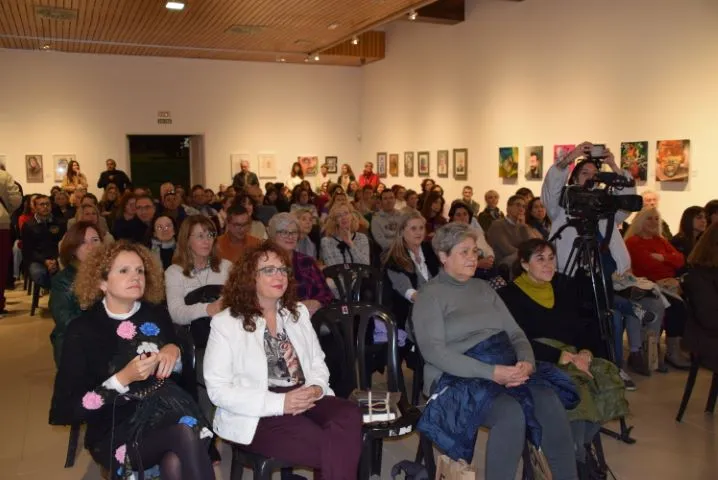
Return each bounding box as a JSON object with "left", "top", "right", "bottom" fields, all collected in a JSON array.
[{"left": 560, "top": 153, "right": 643, "bottom": 220}]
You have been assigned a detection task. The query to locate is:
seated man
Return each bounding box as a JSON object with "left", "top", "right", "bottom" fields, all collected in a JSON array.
[
  {"left": 246, "top": 185, "right": 278, "bottom": 226},
  {"left": 190, "top": 184, "right": 218, "bottom": 218},
  {"left": 370, "top": 189, "right": 402, "bottom": 250},
  {"left": 216, "top": 204, "right": 262, "bottom": 263},
  {"left": 486, "top": 195, "right": 539, "bottom": 266},
  {"left": 22, "top": 195, "right": 66, "bottom": 288}
]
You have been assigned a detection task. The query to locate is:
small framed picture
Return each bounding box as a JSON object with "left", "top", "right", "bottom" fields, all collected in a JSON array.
[
  {"left": 25, "top": 154, "right": 44, "bottom": 183},
  {"left": 417, "top": 151, "right": 430, "bottom": 177},
  {"left": 437, "top": 150, "right": 449, "bottom": 178},
  {"left": 404, "top": 152, "right": 414, "bottom": 177},
  {"left": 325, "top": 156, "right": 338, "bottom": 174},
  {"left": 377, "top": 152, "right": 387, "bottom": 178},
  {"left": 53, "top": 154, "right": 75, "bottom": 183},
  {"left": 453, "top": 148, "right": 468, "bottom": 180},
  {"left": 389, "top": 154, "right": 399, "bottom": 177}
]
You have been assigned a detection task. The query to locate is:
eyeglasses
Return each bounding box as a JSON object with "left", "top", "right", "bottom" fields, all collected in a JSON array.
[
  {"left": 276, "top": 230, "right": 299, "bottom": 238},
  {"left": 36, "top": 202, "right": 51, "bottom": 207},
  {"left": 258, "top": 266, "right": 291, "bottom": 277},
  {"left": 191, "top": 232, "right": 216, "bottom": 241},
  {"left": 155, "top": 224, "right": 173, "bottom": 232}
]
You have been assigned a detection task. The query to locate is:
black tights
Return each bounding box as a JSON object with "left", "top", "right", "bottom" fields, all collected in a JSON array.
[{"left": 129, "top": 424, "right": 215, "bottom": 480}]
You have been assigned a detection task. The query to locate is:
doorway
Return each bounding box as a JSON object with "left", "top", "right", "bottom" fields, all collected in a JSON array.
[{"left": 127, "top": 135, "right": 204, "bottom": 198}]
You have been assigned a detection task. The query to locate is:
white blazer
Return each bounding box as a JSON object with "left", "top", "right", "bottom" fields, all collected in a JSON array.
[{"left": 203, "top": 302, "right": 332, "bottom": 445}]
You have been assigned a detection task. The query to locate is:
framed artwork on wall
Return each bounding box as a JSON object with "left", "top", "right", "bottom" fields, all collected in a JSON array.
[
  {"left": 404, "top": 151, "right": 414, "bottom": 177},
  {"left": 453, "top": 148, "right": 468, "bottom": 180},
  {"left": 553, "top": 144, "right": 575, "bottom": 164},
  {"left": 298, "top": 156, "right": 318, "bottom": 176},
  {"left": 377, "top": 152, "right": 387, "bottom": 178},
  {"left": 53, "top": 154, "right": 76, "bottom": 183},
  {"left": 656, "top": 139, "right": 689, "bottom": 182},
  {"left": 437, "top": 150, "right": 449, "bottom": 178},
  {"left": 25, "top": 154, "right": 44, "bottom": 183},
  {"left": 258, "top": 153, "right": 277, "bottom": 179},
  {"left": 230, "top": 153, "right": 251, "bottom": 178},
  {"left": 325, "top": 156, "right": 338, "bottom": 174},
  {"left": 389, "top": 154, "right": 399, "bottom": 177},
  {"left": 525, "top": 146, "right": 543, "bottom": 180},
  {"left": 620, "top": 142, "right": 648, "bottom": 182},
  {"left": 417, "top": 151, "right": 430, "bottom": 177},
  {"left": 499, "top": 147, "right": 519, "bottom": 178}
]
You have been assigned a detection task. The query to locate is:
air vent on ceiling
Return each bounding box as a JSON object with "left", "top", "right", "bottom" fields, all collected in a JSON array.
[
  {"left": 226, "top": 25, "right": 265, "bottom": 34},
  {"left": 35, "top": 6, "right": 78, "bottom": 21}
]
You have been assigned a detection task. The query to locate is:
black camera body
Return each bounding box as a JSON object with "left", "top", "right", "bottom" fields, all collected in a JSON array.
[{"left": 560, "top": 169, "right": 643, "bottom": 220}]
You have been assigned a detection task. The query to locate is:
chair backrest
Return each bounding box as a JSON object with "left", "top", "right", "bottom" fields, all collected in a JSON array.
[
  {"left": 323, "top": 263, "right": 383, "bottom": 304},
  {"left": 312, "top": 302, "right": 400, "bottom": 392}
]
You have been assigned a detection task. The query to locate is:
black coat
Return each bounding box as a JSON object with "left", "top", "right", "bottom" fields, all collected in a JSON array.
[
  {"left": 97, "top": 169, "right": 131, "bottom": 192},
  {"left": 683, "top": 266, "right": 718, "bottom": 371},
  {"left": 22, "top": 216, "right": 66, "bottom": 264}
]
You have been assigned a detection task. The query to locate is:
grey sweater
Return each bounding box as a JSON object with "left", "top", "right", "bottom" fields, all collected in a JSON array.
[
  {"left": 413, "top": 270, "right": 535, "bottom": 395},
  {"left": 486, "top": 217, "right": 539, "bottom": 266}
]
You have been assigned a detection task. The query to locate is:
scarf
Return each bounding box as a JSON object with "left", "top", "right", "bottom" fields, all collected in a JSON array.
[{"left": 514, "top": 273, "right": 555, "bottom": 308}]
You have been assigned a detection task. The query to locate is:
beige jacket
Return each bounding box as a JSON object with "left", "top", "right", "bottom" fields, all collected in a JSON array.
[{"left": 0, "top": 170, "right": 22, "bottom": 229}]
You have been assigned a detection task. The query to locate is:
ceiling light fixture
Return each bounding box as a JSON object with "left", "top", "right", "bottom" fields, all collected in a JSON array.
[
  {"left": 314, "top": 54, "right": 320, "bottom": 61},
  {"left": 41, "top": 43, "right": 51, "bottom": 50},
  {"left": 165, "top": 1, "right": 185, "bottom": 11},
  {"left": 328, "top": 23, "right": 340, "bottom": 30},
  {"left": 351, "top": 36, "right": 359, "bottom": 45},
  {"left": 408, "top": 10, "right": 418, "bottom": 21}
]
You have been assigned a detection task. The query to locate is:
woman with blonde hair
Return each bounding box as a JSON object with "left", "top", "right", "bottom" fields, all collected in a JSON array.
[
  {"left": 99, "top": 182, "right": 120, "bottom": 229},
  {"left": 321, "top": 203, "right": 370, "bottom": 267},
  {"left": 61, "top": 160, "right": 88, "bottom": 194},
  {"left": 204, "top": 242, "right": 362, "bottom": 479},
  {"left": 165, "top": 215, "right": 232, "bottom": 459},
  {"left": 50, "top": 241, "right": 214, "bottom": 480},
  {"left": 294, "top": 207, "right": 318, "bottom": 259}
]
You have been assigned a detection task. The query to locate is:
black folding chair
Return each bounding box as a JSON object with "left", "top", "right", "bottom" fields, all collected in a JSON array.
[
  {"left": 322, "top": 263, "right": 383, "bottom": 304},
  {"left": 312, "top": 303, "right": 422, "bottom": 479}
]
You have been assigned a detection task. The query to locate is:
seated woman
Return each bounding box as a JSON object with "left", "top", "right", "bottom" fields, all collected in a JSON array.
[
  {"left": 294, "top": 207, "right": 319, "bottom": 259},
  {"left": 421, "top": 191, "right": 447, "bottom": 239},
  {"left": 112, "top": 192, "right": 147, "bottom": 242},
  {"left": 498, "top": 239, "right": 627, "bottom": 477},
  {"left": 526, "top": 197, "right": 552, "bottom": 240},
  {"left": 290, "top": 187, "right": 319, "bottom": 223},
  {"left": 625, "top": 208, "right": 690, "bottom": 368},
  {"left": 413, "top": 223, "right": 578, "bottom": 480},
  {"left": 320, "top": 203, "right": 370, "bottom": 267},
  {"left": 49, "top": 241, "right": 214, "bottom": 480},
  {"left": 269, "top": 213, "right": 333, "bottom": 315},
  {"left": 203, "top": 242, "right": 362, "bottom": 479},
  {"left": 235, "top": 192, "right": 269, "bottom": 240},
  {"left": 671, "top": 206, "right": 706, "bottom": 259},
  {"left": 99, "top": 182, "right": 120, "bottom": 230},
  {"left": 683, "top": 223, "right": 718, "bottom": 372},
  {"left": 148, "top": 214, "right": 177, "bottom": 270},
  {"left": 49, "top": 221, "right": 102, "bottom": 367}
]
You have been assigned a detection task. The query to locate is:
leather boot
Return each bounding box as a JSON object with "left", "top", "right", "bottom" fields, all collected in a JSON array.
[
  {"left": 628, "top": 350, "right": 651, "bottom": 376},
  {"left": 665, "top": 337, "right": 691, "bottom": 370}
]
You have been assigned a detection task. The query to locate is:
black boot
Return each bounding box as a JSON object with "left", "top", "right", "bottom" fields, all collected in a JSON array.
[
  {"left": 627, "top": 350, "right": 651, "bottom": 376},
  {"left": 577, "top": 461, "right": 591, "bottom": 480},
  {"left": 585, "top": 444, "right": 608, "bottom": 480}
]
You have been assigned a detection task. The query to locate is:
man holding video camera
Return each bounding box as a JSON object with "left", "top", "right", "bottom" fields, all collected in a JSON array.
[{"left": 542, "top": 142, "right": 669, "bottom": 387}]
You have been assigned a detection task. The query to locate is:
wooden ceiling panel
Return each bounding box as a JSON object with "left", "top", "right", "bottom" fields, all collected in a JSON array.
[{"left": 0, "top": 0, "right": 443, "bottom": 65}]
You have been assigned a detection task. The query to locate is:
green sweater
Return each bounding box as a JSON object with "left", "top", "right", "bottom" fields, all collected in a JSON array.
[
  {"left": 49, "top": 264, "right": 82, "bottom": 367},
  {"left": 413, "top": 270, "right": 535, "bottom": 395}
]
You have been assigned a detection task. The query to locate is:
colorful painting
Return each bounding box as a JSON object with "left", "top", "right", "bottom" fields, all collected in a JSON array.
[
  {"left": 297, "top": 156, "right": 318, "bottom": 176},
  {"left": 655, "top": 140, "right": 689, "bottom": 182},
  {"left": 437, "top": 150, "right": 449, "bottom": 178},
  {"left": 404, "top": 152, "right": 414, "bottom": 177},
  {"left": 553, "top": 144, "right": 576, "bottom": 164},
  {"left": 620, "top": 142, "right": 647, "bottom": 182},
  {"left": 53, "top": 154, "right": 75, "bottom": 183},
  {"left": 324, "top": 156, "right": 338, "bottom": 174},
  {"left": 389, "top": 154, "right": 399, "bottom": 177},
  {"left": 499, "top": 147, "right": 519, "bottom": 178},
  {"left": 377, "top": 152, "right": 387, "bottom": 178},
  {"left": 25, "top": 154, "right": 44, "bottom": 183},
  {"left": 524, "top": 146, "right": 543, "bottom": 180},
  {"left": 418, "top": 151, "right": 430, "bottom": 177},
  {"left": 453, "top": 148, "right": 468, "bottom": 180}
]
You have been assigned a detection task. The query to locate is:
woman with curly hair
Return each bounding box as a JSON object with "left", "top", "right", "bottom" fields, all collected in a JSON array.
[
  {"left": 203, "top": 241, "right": 362, "bottom": 479},
  {"left": 49, "top": 241, "right": 214, "bottom": 480}
]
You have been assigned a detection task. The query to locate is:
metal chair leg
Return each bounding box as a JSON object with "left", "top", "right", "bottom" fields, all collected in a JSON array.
[
  {"left": 30, "top": 282, "right": 41, "bottom": 316},
  {"left": 676, "top": 354, "right": 700, "bottom": 422},
  {"left": 705, "top": 373, "right": 718, "bottom": 414}
]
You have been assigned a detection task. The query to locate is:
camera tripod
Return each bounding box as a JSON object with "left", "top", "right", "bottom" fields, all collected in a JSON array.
[{"left": 552, "top": 217, "right": 637, "bottom": 445}]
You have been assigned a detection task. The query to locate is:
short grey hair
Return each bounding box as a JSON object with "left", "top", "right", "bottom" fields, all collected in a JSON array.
[
  {"left": 431, "top": 223, "right": 478, "bottom": 257},
  {"left": 268, "top": 212, "right": 300, "bottom": 238}
]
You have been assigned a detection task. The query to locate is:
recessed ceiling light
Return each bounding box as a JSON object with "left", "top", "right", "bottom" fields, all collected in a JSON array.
[
  {"left": 314, "top": 54, "right": 320, "bottom": 61},
  {"left": 328, "top": 23, "right": 340, "bottom": 30},
  {"left": 166, "top": 1, "right": 185, "bottom": 11},
  {"left": 351, "top": 36, "right": 359, "bottom": 45},
  {"left": 408, "top": 10, "right": 418, "bottom": 21},
  {"left": 41, "top": 43, "right": 51, "bottom": 50}
]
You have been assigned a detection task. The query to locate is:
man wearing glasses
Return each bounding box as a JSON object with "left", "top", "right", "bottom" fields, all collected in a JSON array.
[
  {"left": 22, "top": 195, "right": 67, "bottom": 289},
  {"left": 216, "top": 204, "right": 262, "bottom": 263}
]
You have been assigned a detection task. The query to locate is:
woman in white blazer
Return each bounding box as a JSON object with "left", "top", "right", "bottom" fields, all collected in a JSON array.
[{"left": 203, "top": 241, "right": 362, "bottom": 479}]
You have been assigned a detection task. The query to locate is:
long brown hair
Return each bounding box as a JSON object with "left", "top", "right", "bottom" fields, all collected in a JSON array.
[
  {"left": 381, "top": 209, "right": 426, "bottom": 273},
  {"left": 173, "top": 215, "right": 221, "bottom": 277},
  {"left": 59, "top": 221, "right": 99, "bottom": 267},
  {"left": 687, "top": 223, "right": 718, "bottom": 268},
  {"left": 223, "top": 241, "right": 299, "bottom": 332}
]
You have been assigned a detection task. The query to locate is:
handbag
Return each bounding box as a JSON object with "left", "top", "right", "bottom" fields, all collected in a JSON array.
[
  {"left": 435, "top": 454, "right": 477, "bottom": 480},
  {"left": 184, "top": 284, "right": 223, "bottom": 348},
  {"left": 527, "top": 444, "right": 553, "bottom": 480}
]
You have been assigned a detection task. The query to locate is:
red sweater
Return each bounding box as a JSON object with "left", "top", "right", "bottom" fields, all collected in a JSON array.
[{"left": 625, "top": 235, "right": 684, "bottom": 281}]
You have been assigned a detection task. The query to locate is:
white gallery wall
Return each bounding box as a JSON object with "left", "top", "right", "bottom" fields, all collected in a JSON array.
[
  {"left": 359, "top": 0, "right": 718, "bottom": 227},
  {"left": 0, "top": 49, "right": 362, "bottom": 196}
]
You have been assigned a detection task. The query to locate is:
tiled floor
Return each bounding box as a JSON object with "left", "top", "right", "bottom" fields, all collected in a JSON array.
[{"left": 1, "top": 286, "right": 716, "bottom": 479}]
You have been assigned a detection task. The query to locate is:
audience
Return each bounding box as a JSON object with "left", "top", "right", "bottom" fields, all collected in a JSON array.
[
  {"left": 477, "top": 189, "right": 504, "bottom": 231},
  {"left": 52, "top": 190, "right": 74, "bottom": 220},
  {"left": 486, "top": 194, "right": 539, "bottom": 267},
  {"left": 215, "top": 204, "right": 262, "bottom": 264},
  {"left": 0, "top": 166, "right": 21, "bottom": 315},
  {"left": 96, "top": 158, "right": 131, "bottom": 193},
  {"left": 321, "top": 203, "right": 370, "bottom": 266},
  {"left": 671, "top": 206, "right": 706, "bottom": 259},
  {"left": 294, "top": 208, "right": 319, "bottom": 259},
  {"left": 641, "top": 190, "right": 673, "bottom": 239},
  {"left": 358, "top": 161, "right": 379, "bottom": 189},
  {"left": 231, "top": 159, "right": 259, "bottom": 191},
  {"left": 22, "top": 194, "right": 66, "bottom": 288},
  {"left": 236, "top": 192, "right": 269, "bottom": 239},
  {"left": 370, "top": 188, "right": 402, "bottom": 249},
  {"left": 526, "top": 197, "right": 552, "bottom": 240},
  {"left": 421, "top": 191, "right": 447, "bottom": 239},
  {"left": 112, "top": 192, "right": 147, "bottom": 242},
  {"left": 337, "top": 163, "right": 356, "bottom": 192},
  {"left": 147, "top": 214, "right": 177, "bottom": 269},
  {"left": 60, "top": 160, "right": 88, "bottom": 195},
  {"left": 203, "top": 242, "right": 362, "bottom": 479},
  {"left": 98, "top": 183, "right": 119, "bottom": 228},
  {"left": 416, "top": 178, "right": 435, "bottom": 211},
  {"left": 459, "top": 185, "right": 480, "bottom": 215},
  {"left": 287, "top": 161, "right": 304, "bottom": 190},
  {"left": 704, "top": 199, "right": 718, "bottom": 226}
]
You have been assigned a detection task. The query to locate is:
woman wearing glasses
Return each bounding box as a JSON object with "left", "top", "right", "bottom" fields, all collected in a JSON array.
[
  {"left": 148, "top": 214, "right": 177, "bottom": 270},
  {"left": 203, "top": 242, "right": 362, "bottom": 479},
  {"left": 165, "top": 215, "right": 231, "bottom": 462},
  {"left": 268, "top": 213, "right": 333, "bottom": 315}
]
